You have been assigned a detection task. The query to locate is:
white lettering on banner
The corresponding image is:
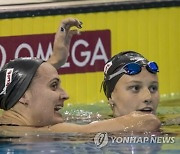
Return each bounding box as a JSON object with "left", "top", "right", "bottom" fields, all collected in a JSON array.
[
  {"left": 0, "top": 42, "right": 59, "bottom": 70},
  {"left": 90, "top": 38, "right": 108, "bottom": 66},
  {"left": 62, "top": 38, "right": 108, "bottom": 68},
  {"left": 0, "top": 30, "right": 110, "bottom": 73},
  {"left": 61, "top": 61, "right": 70, "bottom": 68},
  {"left": 15, "top": 42, "right": 53, "bottom": 61},
  {"left": 36, "top": 43, "right": 53, "bottom": 60},
  {"left": 15, "top": 43, "right": 34, "bottom": 58},
  {"left": 0, "top": 45, "right": 6, "bottom": 71},
  {"left": 71, "top": 39, "right": 91, "bottom": 67}
]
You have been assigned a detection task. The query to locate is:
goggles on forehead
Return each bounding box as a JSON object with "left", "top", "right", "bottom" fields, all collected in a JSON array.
[{"left": 105, "top": 61, "right": 159, "bottom": 81}]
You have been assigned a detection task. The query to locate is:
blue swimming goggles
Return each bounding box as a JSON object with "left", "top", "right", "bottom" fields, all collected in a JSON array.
[{"left": 106, "top": 61, "right": 159, "bottom": 80}]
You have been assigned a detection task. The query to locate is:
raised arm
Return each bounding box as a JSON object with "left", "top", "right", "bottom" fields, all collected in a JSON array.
[
  {"left": 47, "top": 112, "right": 161, "bottom": 133},
  {"left": 47, "top": 18, "right": 82, "bottom": 69}
]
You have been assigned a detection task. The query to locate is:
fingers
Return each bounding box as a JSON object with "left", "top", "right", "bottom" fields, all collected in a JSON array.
[
  {"left": 64, "top": 30, "right": 80, "bottom": 45},
  {"left": 69, "top": 30, "right": 81, "bottom": 36},
  {"left": 60, "top": 18, "right": 83, "bottom": 32}
]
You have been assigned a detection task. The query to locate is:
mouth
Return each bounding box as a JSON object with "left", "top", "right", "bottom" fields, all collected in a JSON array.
[
  {"left": 137, "top": 107, "right": 153, "bottom": 113},
  {"left": 54, "top": 105, "right": 63, "bottom": 112},
  {"left": 53, "top": 104, "right": 64, "bottom": 122}
]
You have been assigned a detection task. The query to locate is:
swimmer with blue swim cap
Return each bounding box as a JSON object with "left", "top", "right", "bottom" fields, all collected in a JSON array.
[{"left": 102, "top": 51, "right": 160, "bottom": 117}]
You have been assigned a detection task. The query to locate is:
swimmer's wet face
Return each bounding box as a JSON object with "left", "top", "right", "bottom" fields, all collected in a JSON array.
[
  {"left": 25, "top": 62, "right": 69, "bottom": 126},
  {"left": 103, "top": 51, "right": 160, "bottom": 117},
  {"left": 110, "top": 67, "right": 159, "bottom": 117}
]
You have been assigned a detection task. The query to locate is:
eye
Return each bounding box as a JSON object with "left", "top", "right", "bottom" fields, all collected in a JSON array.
[
  {"left": 149, "top": 85, "right": 158, "bottom": 93},
  {"left": 128, "top": 85, "right": 141, "bottom": 93},
  {"left": 51, "top": 82, "right": 58, "bottom": 91}
]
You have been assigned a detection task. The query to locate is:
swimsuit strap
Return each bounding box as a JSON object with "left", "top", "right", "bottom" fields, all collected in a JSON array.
[{"left": 0, "top": 123, "right": 19, "bottom": 126}]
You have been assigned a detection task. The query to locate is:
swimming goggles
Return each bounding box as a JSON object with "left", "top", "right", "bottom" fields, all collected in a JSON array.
[{"left": 106, "top": 61, "right": 159, "bottom": 81}]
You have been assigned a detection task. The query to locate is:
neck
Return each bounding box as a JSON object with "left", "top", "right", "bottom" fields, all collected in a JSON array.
[{"left": 0, "top": 108, "right": 30, "bottom": 126}]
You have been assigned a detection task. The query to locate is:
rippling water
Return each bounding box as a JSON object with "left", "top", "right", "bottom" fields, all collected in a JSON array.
[{"left": 0, "top": 101, "right": 180, "bottom": 154}]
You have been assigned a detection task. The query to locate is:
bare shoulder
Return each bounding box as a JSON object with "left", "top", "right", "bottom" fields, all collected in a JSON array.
[{"left": 0, "top": 125, "right": 40, "bottom": 136}]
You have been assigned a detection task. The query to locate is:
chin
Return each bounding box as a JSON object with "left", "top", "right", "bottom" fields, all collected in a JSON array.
[
  {"left": 113, "top": 112, "right": 123, "bottom": 117},
  {"left": 53, "top": 111, "right": 64, "bottom": 123},
  {"left": 41, "top": 117, "right": 64, "bottom": 126},
  {"left": 152, "top": 111, "right": 156, "bottom": 115},
  {"left": 53, "top": 117, "right": 64, "bottom": 124}
]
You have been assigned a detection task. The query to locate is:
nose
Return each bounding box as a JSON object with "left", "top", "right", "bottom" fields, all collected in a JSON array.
[
  {"left": 142, "top": 88, "right": 152, "bottom": 105},
  {"left": 59, "top": 88, "right": 69, "bottom": 100}
]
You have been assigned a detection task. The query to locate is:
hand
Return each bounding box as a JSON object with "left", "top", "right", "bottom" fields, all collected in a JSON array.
[
  {"left": 126, "top": 111, "right": 161, "bottom": 132},
  {"left": 48, "top": 18, "right": 83, "bottom": 68}
]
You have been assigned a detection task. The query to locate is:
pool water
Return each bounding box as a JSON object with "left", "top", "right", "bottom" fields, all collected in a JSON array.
[{"left": 0, "top": 101, "right": 180, "bottom": 154}]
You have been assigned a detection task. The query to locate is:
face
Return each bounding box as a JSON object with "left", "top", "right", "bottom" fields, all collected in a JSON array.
[
  {"left": 25, "top": 62, "right": 69, "bottom": 126},
  {"left": 110, "top": 67, "right": 159, "bottom": 117}
]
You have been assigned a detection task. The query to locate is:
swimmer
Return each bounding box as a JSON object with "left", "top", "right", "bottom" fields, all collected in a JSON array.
[
  {"left": 0, "top": 57, "right": 160, "bottom": 134},
  {"left": 102, "top": 51, "right": 159, "bottom": 117}
]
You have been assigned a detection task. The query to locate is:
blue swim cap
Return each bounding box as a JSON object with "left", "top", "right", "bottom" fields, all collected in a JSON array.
[
  {"left": 0, "top": 57, "right": 44, "bottom": 110},
  {"left": 102, "top": 51, "right": 149, "bottom": 99}
]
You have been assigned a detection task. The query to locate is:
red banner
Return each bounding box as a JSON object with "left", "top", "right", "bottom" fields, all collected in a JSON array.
[{"left": 0, "top": 30, "right": 111, "bottom": 74}]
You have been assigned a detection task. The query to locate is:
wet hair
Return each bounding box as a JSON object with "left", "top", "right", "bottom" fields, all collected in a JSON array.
[
  {"left": 0, "top": 57, "right": 44, "bottom": 110},
  {"left": 102, "top": 51, "right": 149, "bottom": 99}
]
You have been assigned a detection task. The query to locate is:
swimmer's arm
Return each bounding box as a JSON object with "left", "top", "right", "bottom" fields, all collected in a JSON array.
[
  {"left": 47, "top": 18, "right": 82, "bottom": 69},
  {"left": 44, "top": 112, "right": 160, "bottom": 133}
]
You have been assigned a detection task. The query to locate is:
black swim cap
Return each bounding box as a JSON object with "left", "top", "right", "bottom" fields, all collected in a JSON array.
[
  {"left": 0, "top": 57, "right": 44, "bottom": 110},
  {"left": 102, "top": 51, "right": 149, "bottom": 99}
]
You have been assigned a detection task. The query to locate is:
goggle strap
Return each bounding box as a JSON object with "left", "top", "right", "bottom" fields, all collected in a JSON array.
[{"left": 108, "top": 69, "right": 126, "bottom": 80}]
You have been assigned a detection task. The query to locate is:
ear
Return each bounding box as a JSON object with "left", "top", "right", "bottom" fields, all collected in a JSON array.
[{"left": 108, "top": 98, "right": 115, "bottom": 109}]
